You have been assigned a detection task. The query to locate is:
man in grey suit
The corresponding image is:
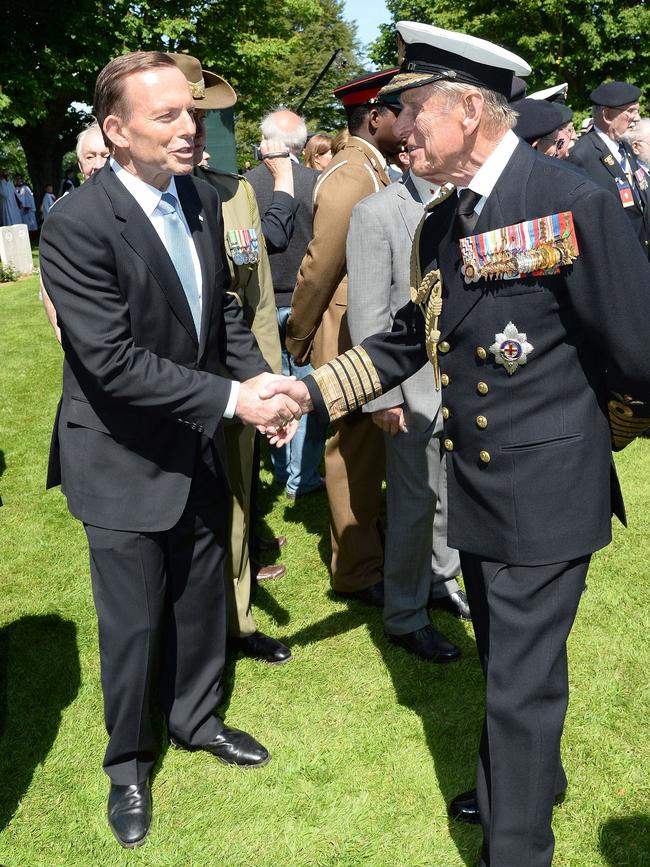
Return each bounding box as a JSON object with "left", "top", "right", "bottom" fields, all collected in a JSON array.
[{"left": 347, "top": 170, "right": 469, "bottom": 661}]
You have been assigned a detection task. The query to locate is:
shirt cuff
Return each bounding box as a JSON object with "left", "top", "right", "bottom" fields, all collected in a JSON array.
[{"left": 224, "top": 381, "right": 240, "bottom": 419}]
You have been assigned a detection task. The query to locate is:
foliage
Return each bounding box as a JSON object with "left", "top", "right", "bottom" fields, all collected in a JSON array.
[
  {"left": 369, "top": 0, "right": 650, "bottom": 113},
  {"left": 1, "top": 276, "right": 650, "bottom": 865},
  {"left": 0, "top": 2, "right": 362, "bottom": 203},
  {"left": 0, "top": 262, "right": 19, "bottom": 282},
  {"left": 0, "top": 133, "right": 29, "bottom": 181}
]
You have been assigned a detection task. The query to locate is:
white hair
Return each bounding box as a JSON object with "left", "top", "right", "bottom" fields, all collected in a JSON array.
[
  {"left": 75, "top": 122, "right": 103, "bottom": 160},
  {"left": 624, "top": 117, "right": 650, "bottom": 145},
  {"left": 418, "top": 81, "right": 517, "bottom": 138},
  {"left": 260, "top": 110, "right": 308, "bottom": 155}
]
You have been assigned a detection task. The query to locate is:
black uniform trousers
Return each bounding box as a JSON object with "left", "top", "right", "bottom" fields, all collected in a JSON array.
[
  {"left": 85, "top": 441, "right": 229, "bottom": 785},
  {"left": 461, "top": 552, "right": 590, "bottom": 867}
]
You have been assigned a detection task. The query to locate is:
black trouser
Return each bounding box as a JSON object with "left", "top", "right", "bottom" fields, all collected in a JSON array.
[
  {"left": 461, "top": 553, "right": 590, "bottom": 867},
  {"left": 85, "top": 454, "right": 229, "bottom": 785}
]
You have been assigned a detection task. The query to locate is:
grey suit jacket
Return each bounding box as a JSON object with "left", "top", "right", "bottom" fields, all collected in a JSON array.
[{"left": 347, "top": 173, "right": 439, "bottom": 432}]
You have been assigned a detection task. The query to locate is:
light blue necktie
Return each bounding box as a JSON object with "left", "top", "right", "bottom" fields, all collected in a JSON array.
[{"left": 158, "top": 191, "right": 202, "bottom": 338}]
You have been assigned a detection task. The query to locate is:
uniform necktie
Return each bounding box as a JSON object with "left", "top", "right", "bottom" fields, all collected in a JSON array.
[
  {"left": 455, "top": 188, "right": 482, "bottom": 238},
  {"left": 618, "top": 142, "right": 643, "bottom": 209},
  {"left": 157, "top": 191, "right": 202, "bottom": 338}
]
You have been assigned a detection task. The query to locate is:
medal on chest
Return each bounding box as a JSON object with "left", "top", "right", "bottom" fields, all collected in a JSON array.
[{"left": 489, "top": 322, "right": 534, "bottom": 374}]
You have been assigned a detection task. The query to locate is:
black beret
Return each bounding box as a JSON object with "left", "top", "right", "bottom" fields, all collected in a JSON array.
[
  {"left": 513, "top": 99, "right": 564, "bottom": 143},
  {"left": 590, "top": 81, "right": 640, "bottom": 107}
]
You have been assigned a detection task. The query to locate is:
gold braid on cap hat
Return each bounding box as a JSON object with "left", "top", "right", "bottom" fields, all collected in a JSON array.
[
  {"left": 188, "top": 78, "right": 206, "bottom": 99},
  {"left": 409, "top": 184, "right": 456, "bottom": 390}
]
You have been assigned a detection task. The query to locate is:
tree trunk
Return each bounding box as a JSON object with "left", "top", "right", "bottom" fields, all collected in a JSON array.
[{"left": 16, "top": 94, "right": 78, "bottom": 221}]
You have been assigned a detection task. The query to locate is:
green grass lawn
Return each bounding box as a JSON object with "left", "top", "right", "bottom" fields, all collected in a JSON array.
[{"left": 1, "top": 274, "right": 649, "bottom": 867}]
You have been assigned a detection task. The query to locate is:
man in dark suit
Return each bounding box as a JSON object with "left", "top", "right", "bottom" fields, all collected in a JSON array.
[
  {"left": 569, "top": 81, "right": 649, "bottom": 258},
  {"left": 262, "top": 22, "right": 650, "bottom": 866},
  {"left": 247, "top": 110, "right": 326, "bottom": 501},
  {"left": 39, "top": 51, "right": 299, "bottom": 849}
]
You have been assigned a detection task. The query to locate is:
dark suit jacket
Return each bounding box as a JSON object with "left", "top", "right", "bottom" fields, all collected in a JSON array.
[
  {"left": 40, "top": 162, "right": 267, "bottom": 533},
  {"left": 568, "top": 128, "right": 649, "bottom": 256},
  {"left": 308, "top": 143, "right": 650, "bottom": 564},
  {"left": 247, "top": 160, "right": 319, "bottom": 305}
]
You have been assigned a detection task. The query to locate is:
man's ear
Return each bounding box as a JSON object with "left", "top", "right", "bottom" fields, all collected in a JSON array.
[
  {"left": 368, "top": 107, "right": 381, "bottom": 133},
  {"left": 461, "top": 91, "right": 483, "bottom": 135},
  {"left": 104, "top": 116, "right": 128, "bottom": 150}
]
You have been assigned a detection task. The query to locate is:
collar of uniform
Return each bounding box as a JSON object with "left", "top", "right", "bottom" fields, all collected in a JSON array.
[
  {"left": 349, "top": 135, "right": 387, "bottom": 170},
  {"left": 110, "top": 156, "right": 180, "bottom": 217},
  {"left": 595, "top": 128, "right": 624, "bottom": 163},
  {"left": 458, "top": 128, "right": 519, "bottom": 216},
  {"left": 409, "top": 170, "right": 441, "bottom": 205},
  {"left": 289, "top": 153, "right": 299, "bottom": 164}
]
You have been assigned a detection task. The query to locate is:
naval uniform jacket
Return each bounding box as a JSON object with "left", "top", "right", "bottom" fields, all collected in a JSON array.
[
  {"left": 306, "top": 142, "right": 650, "bottom": 565},
  {"left": 569, "top": 128, "right": 650, "bottom": 257},
  {"left": 40, "top": 162, "right": 268, "bottom": 533}
]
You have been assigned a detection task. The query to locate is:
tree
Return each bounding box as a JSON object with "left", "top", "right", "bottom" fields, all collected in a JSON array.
[
  {"left": 0, "top": 1, "right": 362, "bottom": 205},
  {"left": 368, "top": 1, "right": 650, "bottom": 113}
]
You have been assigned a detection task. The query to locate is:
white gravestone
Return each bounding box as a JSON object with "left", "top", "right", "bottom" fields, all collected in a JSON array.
[{"left": 0, "top": 224, "right": 33, "bottom": 274}]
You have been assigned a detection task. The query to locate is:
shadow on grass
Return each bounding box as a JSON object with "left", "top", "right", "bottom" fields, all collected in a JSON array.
[
  {"left": 0, "top": 614, "right": 80, "bottom": 830},
  {"left": 283, "top": 601, "right": 484, "bottom": 866},
  {"left": 0, "top": 449, "right": 6, "bottom": 481},
  {"left": 600, "top": 814, "right": 650, "bottom": 866}
]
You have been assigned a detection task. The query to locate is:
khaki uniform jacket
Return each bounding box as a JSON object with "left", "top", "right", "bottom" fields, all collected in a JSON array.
[
  {"left": 195, "top": 166, "right": 281, "bottom": 373},
  {"left": 286, "top": 137, "right": 391, "bottom": 367}
]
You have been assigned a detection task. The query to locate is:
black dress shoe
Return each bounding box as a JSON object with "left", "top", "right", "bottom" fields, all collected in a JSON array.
[
  {"left": 448, "top": 788, "right": 567, "bottom": 824},
  {"left": 170, "top": 726, "right": 270, "bottom": 768},
  {"left": 448, "top": 788, "right": 481, "bottom": 824},
  {"left": 335, "top": 580, "right": 384, "bottom": 607},
  {"left": 237, "top": 631, "right": 292, "bottom": 665},
  {"left": 429, "top": 589, "right": 471, "bottom": 621},
  {"left": 387, "top": 624, "right": 461, "bottom": 662},
  {"left": 107, "top": 780, "right": 151, "bottom": 848}
]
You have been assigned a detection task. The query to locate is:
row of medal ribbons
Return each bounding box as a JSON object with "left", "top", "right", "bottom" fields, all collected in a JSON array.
[{"left": 226, "top": 227, "right": 259, "bottom": 266}]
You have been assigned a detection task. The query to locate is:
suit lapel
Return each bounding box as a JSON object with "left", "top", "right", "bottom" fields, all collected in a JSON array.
[
  {"left": 176, "top": 175, "right": 215, "bottom": 357},
  {"left": 100, "top": 165, "right": 199, "bottom": 347},
  {"left": 440, "top": 142, "right": 535, "bottom": 340}
]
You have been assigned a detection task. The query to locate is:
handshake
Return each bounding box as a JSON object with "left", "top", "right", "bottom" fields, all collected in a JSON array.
[{"left": 235, "top": 372, "right": 313, "bottom": 446}]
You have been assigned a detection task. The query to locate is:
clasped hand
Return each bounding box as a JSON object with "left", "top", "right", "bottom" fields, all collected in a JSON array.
[{"left": 235, "top": 373, "right": 313, "bottom": 447}]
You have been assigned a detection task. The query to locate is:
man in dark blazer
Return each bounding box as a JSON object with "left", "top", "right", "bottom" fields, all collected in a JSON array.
[
  {"left": 39, "top": 51, "right": 299, "bottom": 849},
  {"left": 569, "top": 81, "right": 649, "bottom": 258},
  {"left": 262, "top": 22, "right": 650, "bottom": 867},
  {"left": 247, "top": 110, "right": 326, "bottom": 501}
]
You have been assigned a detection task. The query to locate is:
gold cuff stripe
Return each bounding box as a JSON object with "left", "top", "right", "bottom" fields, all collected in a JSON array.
[
  {"left": 311, "top": 346, "right": 382, "bottom": 421},
  {"left": 608, "top": 405, "right": 650, "bottom": 451}
]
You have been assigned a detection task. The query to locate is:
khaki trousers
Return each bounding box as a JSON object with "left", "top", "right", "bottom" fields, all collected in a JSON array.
[
  {"left": 224, "top": 421, "right": 257, "bottom": 637},
  {"left": 324, "top": 412, "right": 385, "bottom": 592}
]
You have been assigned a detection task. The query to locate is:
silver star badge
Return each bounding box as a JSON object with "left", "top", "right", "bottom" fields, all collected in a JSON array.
[{"left": 489, "top": 322, "right": 534, "bottom": 375}]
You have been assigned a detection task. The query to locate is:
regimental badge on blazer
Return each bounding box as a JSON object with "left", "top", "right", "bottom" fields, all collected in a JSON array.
[{"left": 459, "top": 212, "right": 580, "bottom": 283}]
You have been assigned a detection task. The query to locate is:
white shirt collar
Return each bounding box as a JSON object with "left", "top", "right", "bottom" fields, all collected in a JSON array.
[
  {"left": 595, "top": 128, "right": 624, "bottom": 162},
  {"left": 110, "top": 156, "right": 180, "bottom": 216},
  {"left": 349, "top": 135, "right": 387, "bottom": 170},
  {"left": 462, "top": 129, "right": 519, "bottom": 201},
  {"left": 409, "top": 171, "right": 441, "bottom": 205}
]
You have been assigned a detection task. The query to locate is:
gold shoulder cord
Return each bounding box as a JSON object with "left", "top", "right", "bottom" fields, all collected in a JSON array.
[{"left": 409, "top": 184, "right": 455, "bottom": 390}]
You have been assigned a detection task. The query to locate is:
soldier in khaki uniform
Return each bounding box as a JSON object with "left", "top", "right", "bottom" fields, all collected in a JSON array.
[
  {"left": 172, "top": 53, "right": 292, "bottom": 665},
  {"left": 285, "top": 70, "right": 404, "bottom": 603}
]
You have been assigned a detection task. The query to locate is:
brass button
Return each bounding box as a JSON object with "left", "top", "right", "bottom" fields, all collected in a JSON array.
[
  {"left": 477, "top": 381, "right": 488, "bottom": 395},
  {"left": 442, "top": 406, "right": 450, "bottom": 420},
  {"left": 444, "top": 438, "right": 454, "bottom": 452},
  {"left": 476, "top": 415, "right": 488, "bottom": 429},
  {"left": 439, "top": 341, "right": 450, "bottom": 353},
  {"left": 476, "top": 346, "right": 487, "bottom": 360},
  {"left": 479, "top": 450, "right": 491, "bottom": 464},
  {"left": 441, "top": 373, "right": 450, "bottom": 387}
]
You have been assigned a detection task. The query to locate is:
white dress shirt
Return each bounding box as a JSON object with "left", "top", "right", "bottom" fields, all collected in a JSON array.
[
  {"left": 110, "top": 158, "right": 240, "bottom": 418},
  {"left": 459, "top": 128, "right": 520, "bottom": 217}
]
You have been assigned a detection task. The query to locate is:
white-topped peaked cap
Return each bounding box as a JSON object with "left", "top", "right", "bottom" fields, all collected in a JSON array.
[
  {"left": 528, "top": 83, "right": 568, "bottom": 103},
  {"left": 379, "top": 21, "right": 531, "bottom": 100}
]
